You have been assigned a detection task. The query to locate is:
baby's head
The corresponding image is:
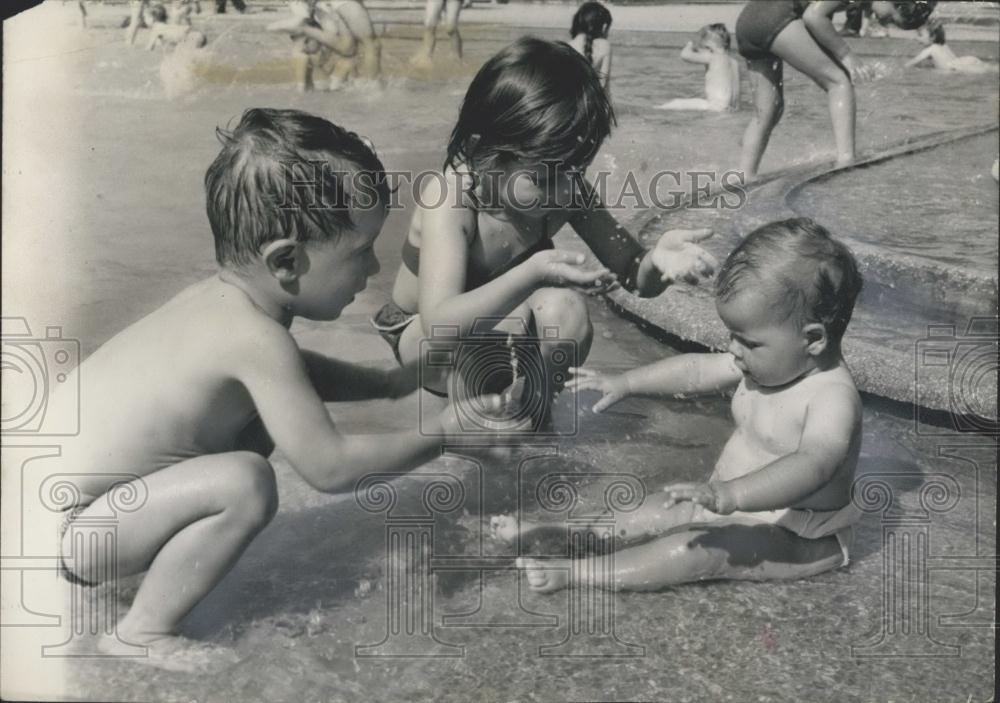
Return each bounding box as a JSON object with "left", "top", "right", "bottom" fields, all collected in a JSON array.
[
  {"left": 698, "top": 23, "right": 730, "bottom": 52},
  {"left": 715, "top": 219, "right": 862, "bottom": 386},
  {"left": 445, "top": 37, "right": 615, "bottom": 213},
  {"left": 570, "top": 2, "right": 613, "bottom": 41},
  {"left": 205, "top": 108, "right": 390, "bottom": 320}
]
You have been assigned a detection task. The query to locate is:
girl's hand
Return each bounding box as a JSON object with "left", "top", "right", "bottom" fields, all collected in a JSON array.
[
  {"left": 663, "top": 481, "right": 736, "bottom": 514},
  {"left": 648, "top": 229, "right": 718, "bottom": 285},
  {"left": 565, "top": 367, "right": 631, "bottom": 413},
  {"left": 439, "top": 393, "right": 533, "bottom": 439},
  {"left": 533, "top": 250, "right": 619, "bottom": 295}
]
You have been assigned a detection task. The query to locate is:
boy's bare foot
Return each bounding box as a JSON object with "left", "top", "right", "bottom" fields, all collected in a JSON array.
[
  {"left": 515, "top": 557, "right": 570, "bottom": 593},
  {"left": 103, "top": 631, "right": 240, "bottom": 673}
]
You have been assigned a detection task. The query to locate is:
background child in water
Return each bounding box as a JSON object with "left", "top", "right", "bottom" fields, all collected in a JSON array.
[
  {"left": 569, "top": 1, "right": 613, "bottom": 91},
  {"left": 905, "top": 19, "right": 999, "bottom": 73},
  {"left": 377, "top": 37, "right": 717, "bottom": 429},
  {"left": 502, "top": 218, "right": 865, "bottom": 593},
  {"left": 53, "top": 109, "right": 509, "bottom": 671},
  {"left": 658, "top": 23, "right": 740, "bottom": 112},
  {"left": 736, "top": 0, "right": 937, "bottom": 180}
]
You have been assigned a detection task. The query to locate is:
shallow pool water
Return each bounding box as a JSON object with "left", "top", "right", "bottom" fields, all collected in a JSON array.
[{"left": 3, "top": 4, "right": 996, "bottom": 701}]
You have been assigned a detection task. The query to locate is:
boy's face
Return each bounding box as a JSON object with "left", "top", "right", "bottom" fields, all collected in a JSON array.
[
  {"left": 716, "top": 288, "right": 815, "bottom": 388},
  {"left": 296, "top": 206, "right": 385, "bottom": 321}
]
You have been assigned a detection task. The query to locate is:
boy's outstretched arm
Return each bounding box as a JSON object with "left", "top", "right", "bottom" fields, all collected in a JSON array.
[
  {"left": 300, "top": 350, "right": 419, "bottom": 401},
  {"left": 568, "top": 182, "right": 718, "bottom": 297},
  {"left": 666, "top": 384, "right": 861, "bottom": 513},
  {"left": 567, "top": 353, "right": 741, "bottom": 412}
]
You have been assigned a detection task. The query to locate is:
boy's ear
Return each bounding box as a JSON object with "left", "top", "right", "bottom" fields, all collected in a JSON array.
[
  {"left": 802, "top": 322, "right": 828, "bottom": 356},
  {"left": 260, "top": 239, "right": 302, "bottom": 285}
]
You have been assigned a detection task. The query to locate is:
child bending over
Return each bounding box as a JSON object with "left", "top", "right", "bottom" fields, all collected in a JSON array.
[
  {"left": 906, "top": 20, "right": 998, "bottom": 74},
  {"left": 658, "top": 23, "right": 740, "bottom": 112},
  {"left": 54, "top": 109, "right": 504, "bottom": 669},
  {"left": 496, "top": 218, "right": 865, "bottom": 593}
]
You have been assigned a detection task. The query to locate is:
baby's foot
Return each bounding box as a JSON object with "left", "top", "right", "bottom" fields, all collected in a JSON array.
[
  {"left": 515, "top": 557, "right": 570, "bottom": 594},
  {"left": 489, "top": 514, "right": 544, "bottom": 543},
  {"left": 103, "top": 632, "right": 239, "bottom": 673}
]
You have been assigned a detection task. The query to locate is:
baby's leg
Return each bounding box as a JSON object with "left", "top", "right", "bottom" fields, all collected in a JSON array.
[
  {"left": 739, "top": 56, "right": 783, "bottom": 179},
  {"left": 492, "top": 498, "right": 700, "bottom": 546},
  {"left": 770, "top": 20, "right": 854, "bottom": 166},
  {"left": 63, "top": 452, "right": 278, "bottom": 645},
  {"left": 518, "top": 520, "right": 844, "bottom": 593}
]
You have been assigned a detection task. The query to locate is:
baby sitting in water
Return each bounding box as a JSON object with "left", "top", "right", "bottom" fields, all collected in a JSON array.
[
  {"left": 495, "top": 218, "right": 864, "bottom": 593},
  {"left": 658, "top": 24, "right": 740, "bottom": 112},
  {"left": 905, "top": 20, "right": 999, "bottom": 74}
]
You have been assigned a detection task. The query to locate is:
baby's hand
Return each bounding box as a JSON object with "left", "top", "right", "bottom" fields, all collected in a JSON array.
[
  {"left": 663, "top": 481, "right": 735, "bottom": 514},
  {"left": 564, "top": 367, "right": 630, "bottom": 413},
  {"left": 533, "top": 250, "right": 618, "bottom": 295},
  {"left": 649, "top": 229, "right": 718, "bottom": 285}
]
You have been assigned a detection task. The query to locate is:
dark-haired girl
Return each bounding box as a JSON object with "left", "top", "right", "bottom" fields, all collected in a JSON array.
[{"left": 569, "top": 2, "right": 612, "bottom": 90}]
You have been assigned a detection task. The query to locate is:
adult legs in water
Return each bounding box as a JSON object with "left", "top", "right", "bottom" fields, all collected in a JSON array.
[
  {"left": 517, "top": 520, "right": 845, "bottom": 593},
  {"left": 413, "top": 0, "right": 463, "bottom": 64},
  {"left": 63, "top": 452, "right": 278, "bottom": 666},
  {"left": 740, "top": 20, "right": 855, "bottom": 179},
  {"left": 739, "top": 57, "right": 784, "bottom": 180}
]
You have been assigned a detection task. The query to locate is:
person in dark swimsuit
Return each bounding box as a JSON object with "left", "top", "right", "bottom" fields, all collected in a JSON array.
[
  {"left": 376, "top": 38, "right": 719, "bottom": 426},
  {"left": 735, "top": 1, "right": 937, "bottom": 180}
]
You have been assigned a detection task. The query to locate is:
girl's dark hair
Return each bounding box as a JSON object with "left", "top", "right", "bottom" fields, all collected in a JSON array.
[
  {"left": 570, "top": 2, "right": 612, "bottom": 62},
  {"left": 445, "top": 37, "right": 615, "bottom": 191},
  {"left": 892, "top": 0, "right": 937, "bottom": 30},
  {"left": 205, "top": 108, "right": 390, "bottom": 267}
]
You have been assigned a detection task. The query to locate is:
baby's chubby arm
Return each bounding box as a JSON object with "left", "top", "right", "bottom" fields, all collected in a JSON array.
[
  {"left": 665, "top": 383, "right": 861, "bottom": 514},
  {"left": 300, "top": 350, "right": 418, "bottom": 401},
  {"left": 567, "top": 353, "right": 742, "bottom": 413}
]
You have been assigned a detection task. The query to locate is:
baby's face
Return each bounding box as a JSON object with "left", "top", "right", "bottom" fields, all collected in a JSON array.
[{"left": 716, "top": 289, "right": 815, "bottom": 388}]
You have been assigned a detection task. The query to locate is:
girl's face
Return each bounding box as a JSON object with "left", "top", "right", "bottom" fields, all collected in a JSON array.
[{"left": 493, "top": 159, "right": 587, "bottom": 217}]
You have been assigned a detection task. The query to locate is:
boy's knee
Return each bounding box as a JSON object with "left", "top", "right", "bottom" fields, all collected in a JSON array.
[{"left": 228, "top": 453, "right": 279, "bottom": 527}]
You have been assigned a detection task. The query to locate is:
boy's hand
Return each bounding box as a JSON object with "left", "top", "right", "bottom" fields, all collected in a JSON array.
[
  {"left": 663, "top": 480, "right": 736, "bottom": 514},
  {"left": 565, "top": 367, "right": 631, "bottom": 413},
  {"left": 533, "top": 250, "right": 619, "bottom": 295},
  {"left": 648, "top": 229, "right": 718, "bottom": 285}
]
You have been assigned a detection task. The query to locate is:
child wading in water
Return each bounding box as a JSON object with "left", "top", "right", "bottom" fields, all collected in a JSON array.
[
  {"left": 905, "top": 19, "right": 999, "bottom": 73},
  {"left": 376, "top": 37, "right": 717, "bottom": 429},
  {"left": 54, "top": 109, "right": 509, "bottom": 670},
  {"left": 496, "top": 219, "right": 865, "bottom": 593},
  {"left": 658, "top": 23, "right": 740, "bottom": 112},
  {"left": 736, "top": 0, "right": 937, "bottom": 180},
  {"left": 569, "top": 2, "right": 613, "bottom": 91}
]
